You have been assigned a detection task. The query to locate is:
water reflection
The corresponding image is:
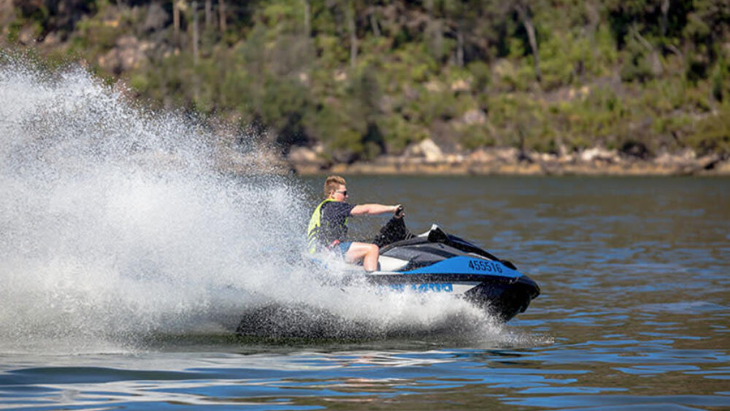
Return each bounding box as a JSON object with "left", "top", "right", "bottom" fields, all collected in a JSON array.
[{"left": 4, "top": 345, "right": 728, "bottom": 409}]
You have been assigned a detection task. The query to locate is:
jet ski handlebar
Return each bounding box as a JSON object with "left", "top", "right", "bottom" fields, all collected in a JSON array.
[{"left": 394, "top": 205, "right": 405, "bottom": 218}]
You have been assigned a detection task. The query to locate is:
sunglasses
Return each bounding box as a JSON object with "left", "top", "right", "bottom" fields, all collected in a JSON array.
[{"left": 335, "top": 190, "right": 348, "bottom": 196}]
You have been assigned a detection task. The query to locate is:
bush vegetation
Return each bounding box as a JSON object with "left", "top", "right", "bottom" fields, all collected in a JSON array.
[{"left": 3, "top": 0, "right": 730, "bottom": 159}]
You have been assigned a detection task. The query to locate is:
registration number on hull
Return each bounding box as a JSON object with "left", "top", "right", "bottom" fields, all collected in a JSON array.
[{"left": 468, "top": 259, "right": 503, "bottom": 273}]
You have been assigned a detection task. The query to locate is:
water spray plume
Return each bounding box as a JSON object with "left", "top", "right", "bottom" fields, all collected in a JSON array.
[{"left": 0, "top": 56, "right": 517, "bottom": 353}]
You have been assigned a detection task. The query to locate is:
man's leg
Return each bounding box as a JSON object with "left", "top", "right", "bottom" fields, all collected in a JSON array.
[{"left": 345, "top": 242, "right": 379, "bottom": 272}]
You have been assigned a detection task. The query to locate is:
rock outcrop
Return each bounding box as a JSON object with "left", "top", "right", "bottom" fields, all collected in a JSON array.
[
  {"left": 287, "top": 143, "right": 730, "bottom": 176},
  {"left": 98, "top": 36, "right": 152, "bottom": 73},
  {"left": 287, "top": 145, "right": 328, "bottom": 174}
]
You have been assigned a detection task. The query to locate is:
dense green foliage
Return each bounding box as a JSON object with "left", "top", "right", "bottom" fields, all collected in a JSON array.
[{"left": 3, "top": 0, "right": 730, "bottom": 158}]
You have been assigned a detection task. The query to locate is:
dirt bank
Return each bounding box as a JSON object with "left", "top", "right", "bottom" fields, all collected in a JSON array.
[{"left": 287, "top": 143, "right": 730, "bottom": 176}]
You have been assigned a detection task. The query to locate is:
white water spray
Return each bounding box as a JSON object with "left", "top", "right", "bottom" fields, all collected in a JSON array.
[{"left": 0, "top": 56, "right": 514, "bottom": 353}]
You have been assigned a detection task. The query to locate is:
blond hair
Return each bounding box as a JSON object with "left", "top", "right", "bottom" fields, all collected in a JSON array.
[{"left": 324, "top": 175, "right": 346, "bottom": 198}]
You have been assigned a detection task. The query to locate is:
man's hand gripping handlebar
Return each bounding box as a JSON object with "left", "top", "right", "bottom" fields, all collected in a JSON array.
[{"left": 394, "top": 205, "right": 405, "bottom": 219}]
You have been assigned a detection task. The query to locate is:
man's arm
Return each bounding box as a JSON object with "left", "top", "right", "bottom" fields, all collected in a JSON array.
[{"left": 351, "top": 203, "right": 399, "bottom": 216}]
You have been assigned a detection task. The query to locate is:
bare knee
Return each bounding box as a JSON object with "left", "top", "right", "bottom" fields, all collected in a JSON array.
[
  {"left": 345, "top": 242, "right": 378, "bottom": 263},
  {"left": 363, "top": 244, "right": 380, "bottom": 272}
]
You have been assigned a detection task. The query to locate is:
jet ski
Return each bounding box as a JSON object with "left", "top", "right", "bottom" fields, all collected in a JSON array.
[
  {"left": 236, "top": 211, "right": 539, "bottom": 339},
  {"left": 358, "top": 211, "right": 540, "bottom": 322}
]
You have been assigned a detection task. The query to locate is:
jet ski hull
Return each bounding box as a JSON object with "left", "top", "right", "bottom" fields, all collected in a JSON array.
[
  {"left": 365, "top": 220, "right": 541, "bottom": 322},
  {"left": 364, "top": 260, "right": 540, "bottom": 322}
]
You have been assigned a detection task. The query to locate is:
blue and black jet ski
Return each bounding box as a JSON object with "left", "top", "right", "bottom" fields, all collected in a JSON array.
[
  {"left": 361, "top": 213, "right": 540, "bottom": 322},
  {"left": 236, "top": 212, "right": 540, "bottom": 339}
]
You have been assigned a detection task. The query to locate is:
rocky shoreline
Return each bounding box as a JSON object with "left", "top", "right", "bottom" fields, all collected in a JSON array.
[{"left": 287, "top": 139, "right": 730, "bottom": 176}]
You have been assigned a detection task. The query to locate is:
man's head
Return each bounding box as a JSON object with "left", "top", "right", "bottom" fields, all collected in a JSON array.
[{"left": 324, "top": 175, "right": 348, "bottom": 201}]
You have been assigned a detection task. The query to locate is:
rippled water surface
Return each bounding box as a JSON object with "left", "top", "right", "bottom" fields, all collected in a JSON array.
[{"left": 2, "top": 176, "right": 728, "bottom": 410}]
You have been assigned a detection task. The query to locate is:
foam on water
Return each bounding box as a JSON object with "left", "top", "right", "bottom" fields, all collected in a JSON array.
[{"left": 0, "top": 56, "right": 518, "bottom": 353}]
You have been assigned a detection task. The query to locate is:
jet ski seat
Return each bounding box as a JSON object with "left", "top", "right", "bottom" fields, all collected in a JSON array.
[{"left": 378, "top": 255, "right": 410, "bottom": 272}]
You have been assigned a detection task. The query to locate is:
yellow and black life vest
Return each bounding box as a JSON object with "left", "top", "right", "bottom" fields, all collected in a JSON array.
[{"left": 306, "top": 199, "right": 348, "bottom": 254}]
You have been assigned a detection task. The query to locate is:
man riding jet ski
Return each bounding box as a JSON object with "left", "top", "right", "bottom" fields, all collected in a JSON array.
[
  {"left": 307, "top": 176, "right": 539, "bottom": 322},
  {"left": 307, "top": 175, "right": 402, "bottom": 272}
]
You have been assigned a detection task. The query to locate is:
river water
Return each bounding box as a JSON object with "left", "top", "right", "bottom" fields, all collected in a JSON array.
[
  {"left": 2, "top": 58, "right": 730, "bottom": 410},
  {"left": 1, "top": 175, "right": 728, "bottom": 410}
]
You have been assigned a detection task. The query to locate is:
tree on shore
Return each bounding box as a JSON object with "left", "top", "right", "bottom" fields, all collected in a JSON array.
[{"left": 3, "top": 0, "right": 729, "bottom": 159}]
